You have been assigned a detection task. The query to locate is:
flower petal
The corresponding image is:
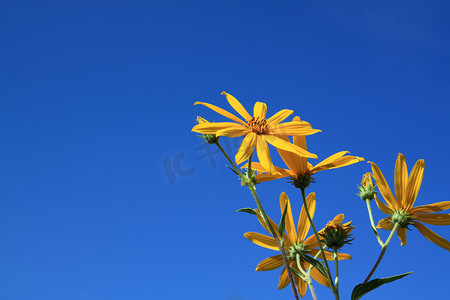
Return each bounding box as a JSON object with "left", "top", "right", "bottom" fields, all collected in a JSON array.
[
  {"left": 279, "top": 192, "right": 297, "bottom": 240},
  {"left": 415, "top": 213, "right": 450, "bottom": 225},
  {"left": 312, "top": 152, "right": 364, "bottom": 173},
  {"left": 253, "top": 102, "right": 267, "bottom": 119},
  {"left": 413, "top": 221, "right": 450, "bottom": 250},
  {"left": 394, "top": 153, "right": 408, "bottom": 207},
  {"left": 297, "top": 192, "right": 316, "bottom": 242},
  {"left": 244, "top": 232, "right": 278, "bottom": 250},
  {"left": 235, "top": 132, "right": 257, "bottom": 165},
  {"left": 215, "top": 126, "right": 247, "bottom": 137},
  {"left": 411, "top": 201, "right": 450, "bottom": 213},
  {"left": 255, "top": 254, "right": 284, "bottom": 271},
  {"left": 256, "top": 135, "right": 274, "bottom": 174},
  {"left": 332, "top": 214, "right": 345, "bottom": 224},
  {"left": 192, "top": 122, "right": 244, "bottom": 134},
  {"left": 267, "top": 109, "right": 293, "bottom": 125},
  {"left": 295, "top": 267, "right": 308, "bottom": 297},
  {"left": 278, "top": 266, "right": 289, "bottom": 290},
  {"left": 375, "top": 195, "right": 394, "bottom": 215},
  {"left": 405, "top": 159, "right": 425, "bottom": 211},
  {"left": 254, "top": 210, "right": 291, "bottom": 243},
  {"left": 397, "top": 227, "right": 407, "bottom": 246},
  {"left": 376, "top": 217, "right": 394, "bottom": 230},
  {"left": 194, "top": 101, "right": 246, "bottom": 125},
  {"left": 369, "top": 161, "right": 398, "bottom": 210},
  {"left": 275, "top": 135, "right": 304, "bottom": 176},
  {"left": 310, "top": 263, "right": 331, "bottom": 287},
  {"left": 221, "top": 91, "right": 252, "bottom": 121},
  {"left": 270, "top": 121, "right": 321, "bottom": 136},
  {"left": 266, "top": 135, "right": 318, "bottom": 159}
]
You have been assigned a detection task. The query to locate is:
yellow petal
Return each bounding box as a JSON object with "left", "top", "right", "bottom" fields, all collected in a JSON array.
[
  {"left": 297, "top": 192, "right": 316, "bottom": 242},
  {"left": 291, "top": 121, "right": 309, "bottom": 173},
  {"left": 375, "top": 195, "right": 394, "bottom": 215},
  {"left": 243, "top": 232, "right": 278, "bottom": 250},
  {"left": 256, "top": 136, "right": 274, "bottom": 174},
  {"left": 413, "top": 221, "right": 450, "bottom": 250},
  {"left": 266, "top": 135, "right": 318, "bottom": 159},
  {"left": 255, "top": 254, "right": 284, "bottom": 271},
  {"left": 405, "top": 159, "right": 425, "bottom": 211},
  {"left": 394, "top": 153, "right": 408, "bottom": 207},
  {"left": 279, "top": 192, "right": 297, "bottom": 240},
  {"left": 310, "top": 264, "right": 331, "bottom": 287},
  {"left": 270, "top": 122, "right": 321, "bottom": 136},
  {"left": 332, "top": 214, "right": 345, "bottom": 224},
  {"left": 194, "top": 101, "right": 246, "bottom": 125},
  {"left": 192, "top": 122, "right": 244, "bottom": 134},
  {"left": 415, "top": 213, "right": 450, "bottom": 225},
  {"left": 295, "top": 269, "right": 308, "bottom": 297},
  {"left": 397, "top": 227, "right": 407, "bottom": 246},
  {"left": 312, "top": 153, "right": 364, "bottom": 173},
  {"left": 267, "top": 109, "right": 293, "bottom": 125},
  {"left": 221, "top": 91, "right": 252, "bottom": 121},
  {"left": 275, "top": 135, "right": 305, "bottom": 176},
  {"left": 253, "top": 101, "right": 267, "bottom": 119},
  {"left": 235, "top": 132, "right": 257, "bottom": 165},
  {"left": 215, "top": 126, "right": 247, "bottom": 137},
  {"left": 278, "top": 266, "right": 289, "bottom": 290},
  {"left": 376, "top": 217, "right": 394, "bottom": 230},
  {"left": 255, "top": 173, "right": 285, "bottom": 183},
  {"left": 369, "top": 161, "right": 398, "bottom": 210},
  {"left": 411, "top": 201, "right": 450, "bottom": 213}
]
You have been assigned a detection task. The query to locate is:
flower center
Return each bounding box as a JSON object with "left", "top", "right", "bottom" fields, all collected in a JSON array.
[{"left": 246, "top": 117, "right": 268, "bottom": 135}]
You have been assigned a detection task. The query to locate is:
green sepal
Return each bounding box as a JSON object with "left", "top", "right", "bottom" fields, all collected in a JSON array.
[
  {"left": 236, "top": 208, "right": 258, "bottom": 215},
  {"left": 289, "top": 266, "right": 306, "bottom": 280},
  {"left": 278, "top": 203, "right": 288, "bottom": 240},
  {"left": 351, "top": 271, "right": 413, "bottom": 300},
  {"left": 300, "top": 253, "right": 328, "bottom": 278}
]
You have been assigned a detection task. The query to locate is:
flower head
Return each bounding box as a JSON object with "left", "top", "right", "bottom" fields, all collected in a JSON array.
[
  {"left": 246, "top": 117, "right": 364, "bottom": 186},
  {"left": 370, "top": 153, "right": 450, "bottom": 250},
  {"left": 244, "top": 192, "right": 351, "bottom": 297},
  {"left": 192, "top": 92, "right": 321, "bottom": 173},
  {"left": 320, "top": 215, "right": 355, "bottom": 250}
]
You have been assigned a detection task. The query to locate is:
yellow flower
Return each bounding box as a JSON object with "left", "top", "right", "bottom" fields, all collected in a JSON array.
[
  {"left": 244, "top": 192, "right": 351, "bottom": 297},
  {"left": 369, "top": 153, "right": 450, "bottom": 250},
  {"left": 247, "top": 117, "right": 364, "bottom": 186},
  {"left": 191, "top": 92, "right": 321, "bottom": 173}
]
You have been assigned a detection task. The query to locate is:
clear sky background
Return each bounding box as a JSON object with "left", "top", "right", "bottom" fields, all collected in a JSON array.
[{"left": 1, "top": 1, "right": 449, "bottom": 299}]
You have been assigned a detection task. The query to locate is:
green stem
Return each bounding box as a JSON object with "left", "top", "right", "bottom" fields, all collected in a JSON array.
[
  {"left": 296, "top": 254, "right": 317, "bottom": 300},
  {"left": 365, "top": 199, "right": 383, "bottom": 247},
  {"left": 332, "top": 249, "right": 340, "bottom": 297},
  {"left": 300, "top": 187, "right": 337, "bottom": 298},
  {"left": 214, "top": 141, "right": 245, "bottom": 178},
  {"left": 364, "top": 223, "right": 400, "bottom": 283},
  {"left": 247, "top": 157, "right": 300, "bottom": 300}
]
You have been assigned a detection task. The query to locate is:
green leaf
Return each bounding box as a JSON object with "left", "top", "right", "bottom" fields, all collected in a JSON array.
[
  {"left": 289, "top": 267, "right": 305, "bottom": 280},
  {"left": 236, "top": 208, "right": 257, "bottom": 215},
  {"left": 278, "top": 203, "right": 288, "bottom": 239},
  {"left": 300, "top": 254, "right": 328, "bottom": 278},
  {"left": 351, "top": 271, "right": 413, "bottom": 300}
]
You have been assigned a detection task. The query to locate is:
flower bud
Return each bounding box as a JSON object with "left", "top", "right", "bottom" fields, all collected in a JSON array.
[
  {"left": 391, "top": 209, "right": 413, "bottom": 228},
  {"left": 357, "top": 173, "right": 377, "bottom": 201}
]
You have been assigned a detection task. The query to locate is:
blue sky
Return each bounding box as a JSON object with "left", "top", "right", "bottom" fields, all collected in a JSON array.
[{"left": 1, "top": 1, "right": 449, "bottom": 299}]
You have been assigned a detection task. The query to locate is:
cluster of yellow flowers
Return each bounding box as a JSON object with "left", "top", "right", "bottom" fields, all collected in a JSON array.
[{"left": 192, "top": 91, "right": 450, "bottom": 299}]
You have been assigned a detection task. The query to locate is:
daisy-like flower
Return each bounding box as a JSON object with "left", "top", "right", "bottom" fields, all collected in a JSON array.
[
  {"left": 244, "top": 192, "right": 351, "bottom": 297},
  {"left": 247, "top": 117, "right": 364, "bottom": 187},
  {"left": 191, "top": 92, "right": 321, "bottom": 173},
  {"left": 370, "top": 153, "right": 450, "bottom": 250}
]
